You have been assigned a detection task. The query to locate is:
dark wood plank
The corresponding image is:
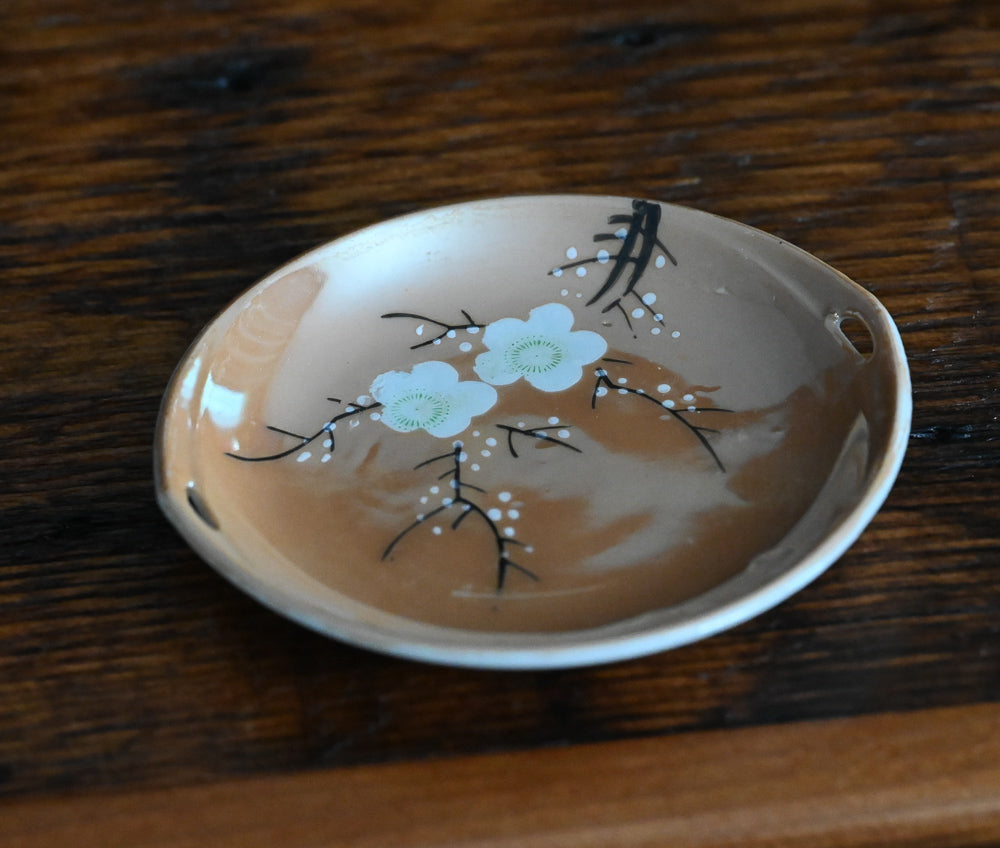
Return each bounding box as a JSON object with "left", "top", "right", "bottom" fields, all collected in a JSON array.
[{"left": 1, "top": 0, "right": 998, "bottom": 802}]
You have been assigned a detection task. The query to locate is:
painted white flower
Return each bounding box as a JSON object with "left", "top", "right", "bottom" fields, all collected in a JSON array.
[
  {"left": 370, "top": 361, "right": 497, "bottom": 438},
  {"left": 474, "top": 302, "right": 607, "bottom": 392}
]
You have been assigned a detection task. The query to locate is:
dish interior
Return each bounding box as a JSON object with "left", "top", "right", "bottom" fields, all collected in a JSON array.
[{"left": 157, "top": 197, "right": 905, "bottom": 637}]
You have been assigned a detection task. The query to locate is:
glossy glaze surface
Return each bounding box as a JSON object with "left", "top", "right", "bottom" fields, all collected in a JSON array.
[{"left": 156, "top": 196, "right": 910, "bottom": 665}]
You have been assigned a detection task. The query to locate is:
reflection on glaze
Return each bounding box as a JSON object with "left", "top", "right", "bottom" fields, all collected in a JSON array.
[
  {"left": 200, "top": 372, "right": 246, "bottom": 429},
  {"left": 178, "top": 357, "right": 201, "bottom": 407}
]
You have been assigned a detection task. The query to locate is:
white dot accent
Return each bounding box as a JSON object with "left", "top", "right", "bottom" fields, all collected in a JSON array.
[
  {"left": 561, "top": 288, "right": 569, "bottom": 296},
  {"left": 481, "top": 449, "right": 491, "bottom": 457},
  {"left": 433, "top": 338, "right": 442, "bottom": 345},
  {"left": 615, "top": 227, "right": 628, "bottom": 239},
  {"left": 597, "top": 249, "right": 610, "bottom": 263},
  {"left": 471, "top": 463, "right": 481, "bottom": 471},
  {"left": 326, "top": 422, "right": 336, "bottom": 431},
  {"left": 488, "top": 508, "right": 503, "bottom": 521},
  {"left": 658, "top": 384, "right": 671, "bottom": 393},
  {"left": 458, "top": 451, "right": 468, "bottom": 462},
  {"left": 323, "top": 439, "right": 333, "bottom": 448},
  {"left": 558, "top": 429, "right": 571, "bottom": 439},
  {"left": 472, "top": 430, "right": 480, "bottom": 437},
  {"left": 430, "top": 486, "right": 440, "bottom": 494},
  {"left": 576, "top": 267, "right": 587, "bottom": 277},
  {"left": 349, "top": 419, "right": 359, "bottom": 427},
  {"left": 525, "top": 546, "right": 535, "bottom": 554},
  {"left": 642, "top": 292, "right": 657, "bottom": 305},
  {"left": 672, "top": 330, "right": 681, "bottom": 338},
  {"left": 442, "top": 497, "right": 454, "bottom": 506},
  {"left": 651, "top": 327, "right": 661, "bottom": 335},
  {"left": 683, "top": 393, "right": 695, "bottom": 401},
  {"left": 507, "top": 509, "right": 520, "bottom": 520},
  {"left": 688, "top": 406, "right": 697, "bottom": 411},
  {"left": 662, "top": 399, "right": 675, "bottom": 408},
  {"left": 467, "top": 326, "right": 480, "bottom": 334},
  {"left": 566, "top": 246, "right": 578, "bottom": 259},
  {"left": 537, "top": 431, "right": 548, "bottom": 438},
  {"left": 485, "top": 437, "right": 497, "bottom": 447},
  {"left": 618, "top": 388, "right": 628, "bottom": 394},
  {"left": 618, "top": 377, "right": 628, "bottom": 384},
  {"left": 576, "top": 292, "right": 584, "bottom": 298},
  {"left": 432, "top": 526, "right": 443, "bottom": 535},
  {"left": 632, "top": 307, "right": 644, "bottom": 318},
  {"left": 321, "top": 454, "right": 331, "bottom": 463},
  {"left": 459, "top": 342, "right": 472, "bottom": 352},
  {"left": 548, "top": 416, "right": 559, "bottom": 425},
  {"left": 415, "top": 324, "right": 425, "bottom": 336},
  {"left": 553, "top": 268, "right": 563, "bottom": 277},
  {"left": 369, "top": 412, "right": 381, "bottom": 421},
  {"left": 345, "top": 406, "right": 355, "bottom": 413},
  {"left": 297, "top": 452, "right": 311, "bottom": 462},
  {"left": 655, "top": 255, "right": 667, "bottom": 268},
  {"left": 420, "top": 496, "right": 428, "bottom": 504},
  {"left": 596, "top": 386, "right": 608, "bottom": 397},
  {"left": 504, "top": 527, "right": 516, "bottom": 537},
  {"left": 517, "top": 421, "right": 526, "bottom": 428},
  {"left": 654, "top": 313, "right": 664, "bottom": 321},
  {"left": 446, "top": 329, "right": 457, "bottom": 339},
  {"left": 498, "top": 491, "right": 512, "bottom": 502}
]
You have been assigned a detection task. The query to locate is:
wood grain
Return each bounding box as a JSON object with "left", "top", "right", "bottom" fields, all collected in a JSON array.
[
  {"left": 5, "top": 702, "right": 1000, "bottom": 847},
  {"left": 1, "top": 0, "right": 999, "bottom": 817}
]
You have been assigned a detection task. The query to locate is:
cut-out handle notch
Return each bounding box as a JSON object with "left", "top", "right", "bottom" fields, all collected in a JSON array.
[
  {"left": 186, "top": 482, "right": 220, "bottom": 530},
  {"left": 835, "top": 314, "right": 875, "bottom": 361}
]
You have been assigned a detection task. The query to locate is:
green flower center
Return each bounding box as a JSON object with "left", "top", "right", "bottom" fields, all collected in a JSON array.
[
  {"left": 505, "top": 335, "right": 564, "bottom": 375},
  {"left": 387, "top": 390, "right": 451, "bottom": 431}
]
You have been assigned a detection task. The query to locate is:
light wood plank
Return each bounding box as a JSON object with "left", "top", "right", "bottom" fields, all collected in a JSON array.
[{"left": 5, "top": 702, "right": 1000, "bottom": 847}]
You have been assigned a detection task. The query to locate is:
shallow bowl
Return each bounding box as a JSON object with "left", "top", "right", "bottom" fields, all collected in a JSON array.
[{"left": 155, "top": 196, "right": 911, "bottom": 668}]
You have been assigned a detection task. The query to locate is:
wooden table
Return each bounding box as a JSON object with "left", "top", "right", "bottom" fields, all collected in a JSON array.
[{"left": 3, "top": 0, "right": 999, "bottom": 844}]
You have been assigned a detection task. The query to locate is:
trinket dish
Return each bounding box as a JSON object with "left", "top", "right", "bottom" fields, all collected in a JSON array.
[{"left": 155, "top": 196, "right": 911, "bottom": 668}]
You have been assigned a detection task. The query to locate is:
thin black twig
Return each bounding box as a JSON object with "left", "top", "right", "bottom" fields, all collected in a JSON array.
[
  {"left": 548, "top": 200, "right": 677, "bottom": 313},
  {"left": 225, "top": 400, "right": 382, "bottom": 462},
  {"left": 496, "top": 424, "right": 582, "bottom": 459},
  {"left": 590, "top": 368, "right": 730, "bottom": 472},
  {"left": 381, "top": 310, "right": 485, "bottom": 349},
  {"left": 381, "top": 443, "right": 537, "bottom": 590}
]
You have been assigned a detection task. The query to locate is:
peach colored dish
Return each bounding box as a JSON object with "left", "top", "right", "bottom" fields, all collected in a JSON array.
[{"left": 155, "top": 196, "right": 911, "bottom": 668}]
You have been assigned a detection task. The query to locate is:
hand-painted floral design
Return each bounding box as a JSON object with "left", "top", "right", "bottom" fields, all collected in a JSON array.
[
  {"left": 473, "top": 302, "right": 607, "bottom": 392},
  {"left": 370, "top": 360, "right": 497, "bottom": 438},
  {"left": 228, "top": 200, "right": 733, "bottom": 593}
]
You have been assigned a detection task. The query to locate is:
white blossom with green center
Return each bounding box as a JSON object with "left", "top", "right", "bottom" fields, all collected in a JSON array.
[
  {"left": 474, "top": 302, "right": 607, "bottom": 392},
  {"left": 371, "top": 361, "right": 497, "bottom": 438}
]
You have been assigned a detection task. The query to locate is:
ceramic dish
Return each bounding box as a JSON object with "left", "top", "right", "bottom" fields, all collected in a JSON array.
[{"left": 154, "top": 196, "right": 911, "bottom": 669}]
